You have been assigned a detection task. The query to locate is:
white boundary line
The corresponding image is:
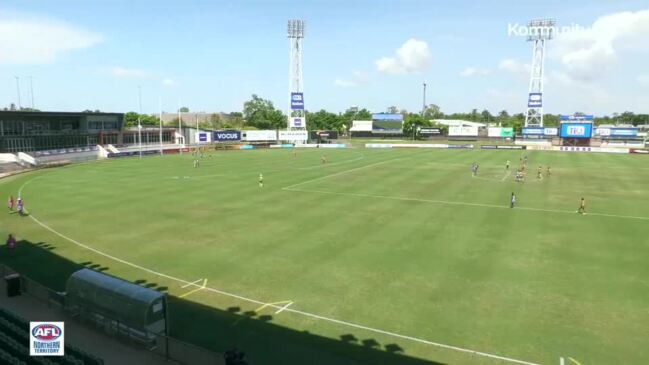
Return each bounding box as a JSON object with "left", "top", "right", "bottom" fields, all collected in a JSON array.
[
  {"left": 501, "top": 170, "right": 512, "bottom": 181},
  {"left": 15, "top": 171, "right": 540, "bottom": 365},
  {"left": 284, "top": 187, "right": 649, "bottom": 221},
  {"left": 282, "top": 152, "right": 422, "bottom": 191},
  {"left": 275, "top": 301, "right": 293, "bottom": 314},
  {"left": 181, "top": 278, "right": 204, "bottom": 288}
]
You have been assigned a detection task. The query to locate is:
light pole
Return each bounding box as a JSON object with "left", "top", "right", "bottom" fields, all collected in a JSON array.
[
  {"left": 422, "top": 82, "right": 427, "bottom": 116},
  {"left": 15, "top": 77, "right": 21, "bottom": 110},
  {"left": 29, "top": 76, "right": 35, "bottom": 109},
  {"left": 138, "top": 86, "right": 143, "bottom": 158}
]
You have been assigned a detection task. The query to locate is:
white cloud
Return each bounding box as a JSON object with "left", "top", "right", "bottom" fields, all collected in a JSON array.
[
  {"left": 376, "top": 39, "right": 431, "bottom": 75},
  {"left": 460, "top": 67, "right": 490, "bottom": 77},
  {"left": 498, "top": 59, "right": 530, "bottom": 76},
  {"left": 112, "top": 66, "right": 148, "bottom": 78},
  {"left": 551, "top": 9, "right": 649, "bottom": 81},
  {"left": 637, "top": 74, "right": 649, "bottom": 86},
  {"left": 0, "top": 10, "right": 101, "bottom": 65},
  {"left": 162, "top": 78, "right": 176, "bottom": 86},
  {"left": 334, "top": 71, "right": 369, "bottom": 87}
]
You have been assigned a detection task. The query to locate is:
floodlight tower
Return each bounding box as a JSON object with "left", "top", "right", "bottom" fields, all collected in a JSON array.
[
  {"left": 287, "top": 19, "right": 306, "bottom": 131},
  {"left": 524, "top": 19, "right": 554, "bottom": 128}
]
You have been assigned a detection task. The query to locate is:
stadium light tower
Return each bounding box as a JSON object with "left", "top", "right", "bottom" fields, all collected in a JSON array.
[
  {"left": 524, "top": 19, "right": 554, "bottom": 128},
  {"left": 15, "top": 76, "right": 21, "bottom": 110},
  {"left": 287, "top": 19, "right": 306, "bottom": 131}
]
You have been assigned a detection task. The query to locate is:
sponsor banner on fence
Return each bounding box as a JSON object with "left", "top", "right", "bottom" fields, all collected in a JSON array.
[
  {"left": 239, "top": 145, "right": 254, "bottom": 150},
  {"left": 525, "top": 145, "right": 554, "bottom": 151},
  {"left": 318, "top": 144, "right": 346, "bottom": 148},
  {"left": 213, "top": 130, "right": 241, "bottom": 142},
  {"left": 595, "top": 127, "right": 638, "bottom": 137},
  {"left": 447, "top": 144, "right": 474, "bottom": 149},
  {"left": 365, "top": 143, "right": 449, "bottom": 149},
  {"left": 108, "top": 150, "right": 158, "bottom": 158},
  {"left": 270, "top": 144, "right": 294, "bottom": 148},
  {"left": 30, "top": 322, "right": 65, "bottom": 356},
  {"left": 290, "top": 92, "right": 304, "bottom": 110},
  {"left": 522, "top": 127, "right": 558, "bottom": 136},
  {"left": 294, "top": 144, "right": 318, "bottom": 148},
  {"left": 449, "top": 126, "right": 478, "bottom": 136},
  {"left": 278, "top": 130, "right": 308, "bottom": 142},
  {"left": 310, "top": 130, "right": 339, "bottom": 139},
  {"left": 560, "top": 123, "right": 593, "bottom": 138},
  {"left": 195, "top": 132, "right": 211, "bottom": 143},
  {"left": 487, "top": 127, "right": 514, "bottom": 137},
  {"left": 630, "top": 149, "right": 649, "bottom": 154},
  {"left": 555, "top": 146, "right": 630, "bottom": 153},
  {"left": 419, "top": 128, "right": 442, "bottom": 135},
  {"left": 242, "top": 130, "right": 277, "bottom": 141},
  {"left": 481, "top": 145, "right": 526, "bottom": 150}
]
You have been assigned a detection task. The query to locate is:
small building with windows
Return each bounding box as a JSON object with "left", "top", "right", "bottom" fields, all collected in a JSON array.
[{"left": 0, "top": 111, "right": 124, "bottom": 153}]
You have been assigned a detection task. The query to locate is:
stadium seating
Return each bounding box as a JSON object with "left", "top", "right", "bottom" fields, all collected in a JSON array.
[{"left": 0, "top": 308, "right": 104, "bottom": 365}]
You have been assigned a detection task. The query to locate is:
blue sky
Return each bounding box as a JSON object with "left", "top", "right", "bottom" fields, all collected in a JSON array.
[{"left": 1, "top": 0, "right": 648, "bottom": 115}]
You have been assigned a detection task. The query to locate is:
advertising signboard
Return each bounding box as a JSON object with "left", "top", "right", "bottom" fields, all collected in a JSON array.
[
  {"left": 528, "top": 93, "right": 542, "bottom": 107},
  {"left": 560, "top": 123, "right": 593, "bottom": 138},
  {"left": 290, "top": 117, "right": 306, "bottom": 128},
  {"left": 213, "top": 130, "right": 241, "bottom": 142},
  {"left": 419, "top": 128, "right": 442, "bottom": 135},
  {"left": 290, "top": 92, "right": 304, "bottom": 109},
  {"left": 488, "top": 127, "right": 514, "bottom": 137},
  {"left": 449, "top": 126, "right": 478, "bottom": 136},
  {"left": 560, "top": 115, "right": 594, "bottom": 121},
  {"left": 242, "top": 130, "right": 277, "bottom": 141},
  {"left": 595, "top": 128, "right": 638, "bottom": 138},
  {"left": 278, "top": 130, "right": 308, "bottom": 142}
]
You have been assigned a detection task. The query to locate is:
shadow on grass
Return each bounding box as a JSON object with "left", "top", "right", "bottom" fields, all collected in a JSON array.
[{"left": 0, "top": 239, "right": 446, "bottom": 365}]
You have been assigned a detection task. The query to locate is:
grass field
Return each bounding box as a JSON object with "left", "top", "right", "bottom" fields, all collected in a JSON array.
[{"left": 1, "top": 147, "right": 648, "bottom": 365}]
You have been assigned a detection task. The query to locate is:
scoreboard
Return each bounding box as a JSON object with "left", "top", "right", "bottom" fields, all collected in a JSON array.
[{"left": 560, "top": 123, "right": 593, "bottom": 138}]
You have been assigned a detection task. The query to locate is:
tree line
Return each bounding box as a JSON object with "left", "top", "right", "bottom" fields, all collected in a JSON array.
[{"left": 121, "top": 95, "right": 649, "bottom": 132}]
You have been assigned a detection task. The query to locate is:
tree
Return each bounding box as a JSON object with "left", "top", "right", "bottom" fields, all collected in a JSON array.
[
  {"left": 179, "top": 107, "right": 189, "bottom": 113},
  {"left": 470, "top": 108, "right": 478, "bottom": 122},
  {"left": 543, "top": 114, "right": 560, "bottom": 126},
  {"left": 123, "top": 112, "right": 160, "bottom": 127},
  {"left": 307, "top": 110, "right": 342, "bottom": 131},
  {"left": 497, "top": 110, "right": 510, "bottom": 125},
  {"left": 387, "top": 106, "right": 399, "bottom": 114},
  {"left": 403, "top": 113, "right": 429, "bottom": 138},
  {"left": 208, "top": 113, "right": 222, "bottom": 129},
  {"left": 480, "top": 109, "right": 492, "bottom": 123},
  {"left": 422, "top": 104, "right": 443, "bottom": 120},
  {"left": 243, "top": 94, "right": 285, "bottom": 129},
  {"left": 355, "top": 108, "right": 372, "bottom": 120}
]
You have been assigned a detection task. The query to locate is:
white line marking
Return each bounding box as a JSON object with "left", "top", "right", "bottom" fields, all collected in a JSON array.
[
  {"left": 298, "top": 152, "right": 365, "bottom": 170},
  {"left": 282, "top": 151, "right": 424, "bottom": 190},
  {"left": 275, "top": 301, "right": 293, "bottom": 314},
  {"left": 285, "top": 187, "right": 649, "bottom": 221},
  {"left": 16, "top": 174, "right": 538, "bottom": 365},
  {"left": 501, "top": 170, "right": 512, "bottom": 181},
  {"left": 179, "top": 279, "right": 207, "bottom": 298},
  {"left": 181, "top": 278, "right": 204, "bottom": 288}
]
